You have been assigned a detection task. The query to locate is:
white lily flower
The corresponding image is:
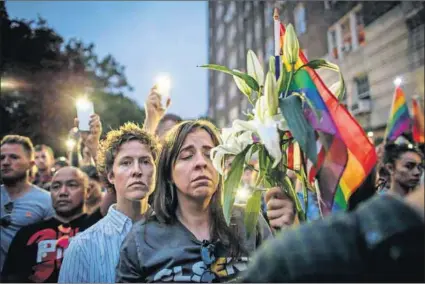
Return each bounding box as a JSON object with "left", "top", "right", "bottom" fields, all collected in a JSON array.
[
  {"left": 211, "top": 128, "right": 254, "bottom": 175},
  {"left": 252, "top": 115, "right": 282, "bottom": 168},
  {"left": 231, "top": 98, "right": 286, "bottom": 169}
]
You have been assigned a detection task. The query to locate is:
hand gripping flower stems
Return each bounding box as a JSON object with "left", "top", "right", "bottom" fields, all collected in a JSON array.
[{"left": 201, "top": 21, "right": 347, "bottom": 234}]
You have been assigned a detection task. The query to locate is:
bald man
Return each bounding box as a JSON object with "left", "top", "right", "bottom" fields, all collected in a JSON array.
[{"left": 1, "top": 167, "right": 99, "bottom": 283}]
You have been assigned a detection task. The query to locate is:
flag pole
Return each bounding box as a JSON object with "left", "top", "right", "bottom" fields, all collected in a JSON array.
[{"left": 273, "top": 8, "right": 281, "bottom": 56}]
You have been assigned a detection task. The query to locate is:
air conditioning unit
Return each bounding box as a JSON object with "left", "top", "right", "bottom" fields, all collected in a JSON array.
[{"left": 351, "top": 99, "right": 371, "bottom": 115}]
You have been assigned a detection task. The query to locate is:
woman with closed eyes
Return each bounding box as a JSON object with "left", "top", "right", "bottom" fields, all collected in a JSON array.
[{"left": 116, "top": 120, "right": 273, "bottom": 283}]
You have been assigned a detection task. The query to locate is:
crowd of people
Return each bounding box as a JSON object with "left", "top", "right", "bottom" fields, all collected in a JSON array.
[{"left": 1, "top": 86, "right": 424, "bottom": 283}]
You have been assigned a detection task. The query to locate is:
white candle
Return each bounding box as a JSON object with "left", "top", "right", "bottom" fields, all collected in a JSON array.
[{"left": 155, "top": 74, "right": 172, "bottom": 109}]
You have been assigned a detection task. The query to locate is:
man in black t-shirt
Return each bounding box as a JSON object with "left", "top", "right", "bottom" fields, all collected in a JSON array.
[{"left": 1, "top": 166, "right": 100, "bottom": 283}]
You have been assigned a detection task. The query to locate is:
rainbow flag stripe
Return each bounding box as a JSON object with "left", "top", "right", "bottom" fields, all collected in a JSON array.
[
  {"left": 277, "top": 23, "right": 377, "bottom": 215},
  {"left": 412, "top": 97, "right": 425, "bottom": 144},
  {"left": 385, "top": 86, "right": 411, "bottom": 141}
]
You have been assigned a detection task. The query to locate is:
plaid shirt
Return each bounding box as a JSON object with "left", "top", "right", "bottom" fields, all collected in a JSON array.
[{"left": 242, "top": 194, "right": 424, "bottom": 282}]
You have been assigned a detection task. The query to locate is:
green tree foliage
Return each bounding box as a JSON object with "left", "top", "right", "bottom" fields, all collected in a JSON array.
[{"left": 0, "top": 2, "right": 145, "bottom": 155}]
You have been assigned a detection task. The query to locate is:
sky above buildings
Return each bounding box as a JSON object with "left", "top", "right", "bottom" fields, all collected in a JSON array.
[{"left": 6, "top": 1, "right": 208, "bottom": 119}]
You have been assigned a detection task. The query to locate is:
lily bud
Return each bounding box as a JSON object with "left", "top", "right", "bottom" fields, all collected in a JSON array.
[
  {"left": 283, "top": 24, "right": 300, "bottom": 66},
  {"left": 247, "top": 50, "right": 265, "bottom": 86},
  {"left": 268, "top": 56, "right": 276, "bottom": 74},
  {"left": 255, "top": 96, "right": 267, "bottom": 123},
  {"left": 277, "top": 65, "right": 287, "bottom": 96},
  {"left": 264, "top": 72, "right": 278, "bottom": 117}
]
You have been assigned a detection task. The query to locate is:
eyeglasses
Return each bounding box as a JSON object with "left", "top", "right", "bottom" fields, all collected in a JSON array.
[
  {"left": 0, "top": 202, "right": 13, "bottom": 228},
  {"left": 200, "top": 240, "right": 218, "bottom": 282}
]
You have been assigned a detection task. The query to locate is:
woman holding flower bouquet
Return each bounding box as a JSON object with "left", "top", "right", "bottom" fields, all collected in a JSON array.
[{"left": 116, "top": 120, "right": 273, "bottom": 283}]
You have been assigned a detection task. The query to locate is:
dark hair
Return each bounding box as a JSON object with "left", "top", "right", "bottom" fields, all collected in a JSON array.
[
  {"left": 54, "top": 157, "right": 70, "bottom": 168},
  {"left": 383, "top": 143, "right": 423, "bottom": 166},
  {"left": 34, "top": 144, "right": 55, "bottom": 159},
  {"left": 159, "top": 113, "right": 183, "bottom": 125},
  {"left": 80, "top": 165, "right": 100, "bottom": 182},
  {"left": 97, "top": 122, "right": 159, "bottom": 192},
  {"left": 1, "top": 135, "right": 35, "bottom": 159},
  {"left": 152, "top": 120, "right": 243, "bottom": 257}
]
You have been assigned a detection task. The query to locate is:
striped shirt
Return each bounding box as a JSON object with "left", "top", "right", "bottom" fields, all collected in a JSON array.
[{"left": 58, "top": 204, "right": 133, "bottom": 283}]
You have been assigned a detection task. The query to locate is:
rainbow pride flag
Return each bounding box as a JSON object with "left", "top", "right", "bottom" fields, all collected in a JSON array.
[
  {"left": 385, "top": 86, "right": 412, "bottom": 142},
  {"left": 412, "top": 97, "right": 424, "bottom": 144},
  {"left": 276, "top": 22, "right": 377, "bottom": 215}
]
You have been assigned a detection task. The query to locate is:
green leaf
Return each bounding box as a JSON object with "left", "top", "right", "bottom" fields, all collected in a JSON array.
[
  {"left": 256, "top": 146, "right": 271, "bottom": 187},
  {"left": 297, "top": 59, "right": 338, "bottom": 72},
  {"left": 223, "top": 148, "right": 249, "bottom": 225},
  {"left": 279, "top": 95, "right": 317, "bottom": 165},
  {"left": 295, "top": 59, "right": 346, "bottom": 103},
  {"left": 291, "top": 92, "right": 322, "bottom": 122},
  {"left": 244, "top": 190, "right": 263, "bottom": 238},
  {"left": 233, "top": 69, "right": 252, "bottom": 100},
  {"left": 199, "top": 64, "right": 260, "bottom": 91},
  {"left": 245, "top": 143, "right": 260, "bottom": 164},
  {"left": 335, "top": 74, "right": 346, "bottom": 102}
]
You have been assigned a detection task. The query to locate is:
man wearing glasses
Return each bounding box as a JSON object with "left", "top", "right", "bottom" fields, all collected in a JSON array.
[{"left": 0, "top": 135, "right": 55, "bottom": 273}]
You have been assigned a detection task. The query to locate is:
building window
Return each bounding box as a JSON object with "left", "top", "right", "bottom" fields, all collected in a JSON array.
[
  {"left": 239, "top": 41, "right": 245, "bottom": 62},
  {"left": 255, "top": 17, "right": 262, "bottom": 42},
  {"left": 217, "top": 46, "right": 225, "bottom": 63},
  {"left": 228, "top": 23, "right": 237, "bottom": 42},
  {"left": 244, "top": 2, "right": 252, "bottom": 17},
  {"left": 265, "top": 7, "right": 274, "bottom": 28},
  {"left": 229, "top": 51, "right": 238, "bottom": 69},
  {"left": 266, "top": 37, "right": 274, "bottom": 58},
  {"left": 216, "top": 4, "right": 224, "bottom": 20},
  {"left": 340, "top": 17, "right": 353, "bottom": 53},
  {"left": 216, "top": 93, "right": 226, "bottom": 110},
  {"left": 229, "top": 83, "right": 238, "bottom": 100},
  {"left": 247, "top": 31, "right": 253, "bottom": 48},
  {"left": 217, "top": 72, "right": 225, "bottom": 87},
  {"left": 352, "top": 75, "right": 371, "bottom": 114},
  {"left": 407, "top": 12, "right": 425, "bottom": 70},
  {"left": 355, "top": 75, "right": 371, "bottom": 100},
  {"left": 355, "top": 11, "right": 365, "bottom": 46},
  {"left": 327, "top": 5, "right": 365, "bottom": 59},
  {"left": 328, "top": 28, "right": 339, "bottom": 59},
  {"left": 224, "top": 2, "right": 236, "bottom": 23},
  {"left": 217, "top": 24, "right": 225, "bottom": 42},
  {"left": 294, "top": 3, "right": 307, "bottom": 35}
]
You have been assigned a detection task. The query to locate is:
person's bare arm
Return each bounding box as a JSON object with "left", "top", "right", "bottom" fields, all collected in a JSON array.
[{"left": 143, "top": 85, "right": 170, "bottom": 135}]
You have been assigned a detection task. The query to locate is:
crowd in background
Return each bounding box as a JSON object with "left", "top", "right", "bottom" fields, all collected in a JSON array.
[{"left": 1, "top": 86, "right": 424, "bottom": 283}]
